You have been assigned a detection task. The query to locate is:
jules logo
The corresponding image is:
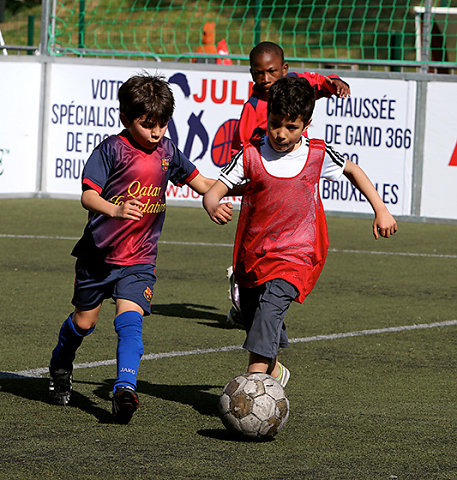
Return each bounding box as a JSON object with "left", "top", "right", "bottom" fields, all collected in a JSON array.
[
  {"left": 0, "top": 148, "right": 10, "bottom": 176},
  {"left": 211, "top": 119, "right": 239, "bottom": 168},
  {"left": 161, "top": 158, "right": 170, "bottom": 172},
  {"left": 143, "top": 286, "right": 153, "bottom": 302}
]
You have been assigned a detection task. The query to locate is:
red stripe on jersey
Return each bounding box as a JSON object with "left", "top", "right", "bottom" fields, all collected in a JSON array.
[
  {"left": 82, "top": 178, "right": 103, "bottom": 194},
  {"left": 176, "top": 168, "right": 199, "bottom": 187}
]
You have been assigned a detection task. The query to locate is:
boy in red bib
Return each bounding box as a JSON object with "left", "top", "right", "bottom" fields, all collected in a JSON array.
[
  {"left": 226, "top": 41, "right": 350, "bottom": 327},
  {"left": 204, "top": 76, "right": 397, "bottom": 387}
]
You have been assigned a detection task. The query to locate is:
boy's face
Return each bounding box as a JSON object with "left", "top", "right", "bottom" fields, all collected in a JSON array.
[
  {"left": 250, "top": 52, "right": 288, "bottom": 95},
  {"left": 122, "top": 114, "right": 168, "bottom": 151},
  {"left": 267, "top": 113, "right": 309, "bottom": 154}
]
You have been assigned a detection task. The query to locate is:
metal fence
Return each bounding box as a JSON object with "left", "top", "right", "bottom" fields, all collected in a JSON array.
[{"left": 1, "top": 0, "right": 457, "bottom": 72}]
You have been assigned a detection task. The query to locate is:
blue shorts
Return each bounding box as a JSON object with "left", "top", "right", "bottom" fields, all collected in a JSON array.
[
  {"left": 239, "top": 278, "right": 298, "bottom": 360},
  {"left": 72, "top": 258, "right": 156, "bottom": 315}
]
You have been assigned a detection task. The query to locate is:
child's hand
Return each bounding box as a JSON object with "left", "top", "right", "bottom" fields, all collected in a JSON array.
[
  {"left": 327, "top": 78, "right": 351, "bottom": 98},
  {"left": 114, "top": 196, "right": 144, "bottom": 221},
  {"left": 209, "top": 202, "right": 233, "bottom": 225},
  {"left": 373, "top": 210, "right": 397, "bottom": 239}
]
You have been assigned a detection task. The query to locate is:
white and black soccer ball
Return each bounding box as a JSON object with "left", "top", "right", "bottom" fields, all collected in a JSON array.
[{"left": 218, "top": 372, "right": 289, "bottom": 439}]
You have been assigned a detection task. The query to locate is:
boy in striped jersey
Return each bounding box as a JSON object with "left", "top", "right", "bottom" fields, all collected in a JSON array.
[
  {"left": 204, "top": 76, "right": 396, "bottom": 387},
  {"left": 48, "top": 74, "right": 217, "bottom": 423}
]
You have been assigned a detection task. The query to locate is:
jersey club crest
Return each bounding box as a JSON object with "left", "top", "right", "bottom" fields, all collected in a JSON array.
[{"left": 161, "top": 158, "right": 170, "bottom": 171}]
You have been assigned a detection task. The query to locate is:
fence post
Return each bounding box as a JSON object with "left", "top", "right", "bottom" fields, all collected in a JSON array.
[
  {"left": 411, "top": 79, "right": 428, "bottom": 218},
  {"left": 421, "top": 0, "right": 432, "bottom": 72},
  {"left": 39, "top": 0, "right": 50, "bottom": 55},
  {"left": 0, "top": 0, "right": 5, "bottom": 23},
  {"left": 254, "top": 0, "right": 261, "bottom": 45},
  {"left": 78, "top": 0, "right": 85, "bottom": 50},
  {"left": 390, "top": 31, "right": 401, "bottom": 72},
  {"left": 27, "top": 15, "right": 35, "bottom": 55}
]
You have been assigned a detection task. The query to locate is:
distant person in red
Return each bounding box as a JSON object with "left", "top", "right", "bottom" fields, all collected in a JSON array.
[
  {"left": 194, "top": 22, "right": 217, "bottom": 63},
  {"left": 230, "top": 41, "right": 351, "bottom": 156},
  {"left": 194, "top": 22, "right": 233, "bottom": 65}
]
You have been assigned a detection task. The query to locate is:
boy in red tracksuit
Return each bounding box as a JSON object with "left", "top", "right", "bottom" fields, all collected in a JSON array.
[
  {"left": 230, "top": 41, "right": 350, "bottom": 156},
  {"left": 204, "top": 76, "right": 397, "bottom": 388}
]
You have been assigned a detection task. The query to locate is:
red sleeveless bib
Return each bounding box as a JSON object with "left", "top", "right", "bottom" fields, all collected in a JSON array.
[{"left": 233, "top": 138, "right": 329, "bottom": 303}]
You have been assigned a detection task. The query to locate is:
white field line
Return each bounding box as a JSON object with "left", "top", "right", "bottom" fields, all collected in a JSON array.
[
  {"left": 1, "top": 234, "right": 457, "bottom": 259},
  {"left": 2, "top": 319, "right": 456, "bottom": 380}
]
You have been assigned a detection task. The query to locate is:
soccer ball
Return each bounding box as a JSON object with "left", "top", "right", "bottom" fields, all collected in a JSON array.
[{"left": 218, "top": 372, "right": 289, "bottom": 439}]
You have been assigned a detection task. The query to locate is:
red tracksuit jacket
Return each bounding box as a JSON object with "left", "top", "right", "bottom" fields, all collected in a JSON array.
[{"left": 230, "top": 72, "right": 348, "bottom": 156}]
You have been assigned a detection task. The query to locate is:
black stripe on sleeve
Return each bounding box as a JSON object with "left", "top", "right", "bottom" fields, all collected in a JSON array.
[
  {"left": 324, "top": 142, "right": 345, "bottom": 168},
  {"left": 221, "top": 149, "right": 243, "bottom": 176}
]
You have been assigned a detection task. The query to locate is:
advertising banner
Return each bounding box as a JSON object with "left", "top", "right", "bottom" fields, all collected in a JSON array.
[
  {"left": 420, "top": 82, "right": 457, "bottom": 220},
  {"left": 43, "top": 63, "right": 251, "bottom": 201},
  {"left": 44, "top": 64, "right": 415, "bottom": 216},
  {"left": 0, "top": 62, "right": 41, "bottom": 195},
  {"left": 311, "top": 78, "right": 416, "bottom": 216}
]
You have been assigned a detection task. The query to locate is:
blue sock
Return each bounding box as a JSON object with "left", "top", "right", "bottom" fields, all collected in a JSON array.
[
  {"left": 50, "top": 313, "right": 94, "bottom": 371},
  {"left": 113, "top": 311, "right": 144, "bottom": 393}
]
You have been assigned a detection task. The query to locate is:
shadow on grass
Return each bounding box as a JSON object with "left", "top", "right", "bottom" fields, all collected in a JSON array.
[
  {"left": 0, "top": 374, "right": 222, "bottom": 423},
  {"left": 198, "top": 428, "right": 275, "bottom": 442},
  {"left": 149, "top": 303, "right": 237, "bottom": 329},
  {"left": 139, "top": 379, "right": 222, "bottom": 416},
  {"left": 92, "top": 378, "right": 222, "bottom": 417},
  {"left": 0, "top": 373, "right": 113, "bottom": 423},
  {"left": 0, "top": 374, "right": 257, "bottom": 441}
]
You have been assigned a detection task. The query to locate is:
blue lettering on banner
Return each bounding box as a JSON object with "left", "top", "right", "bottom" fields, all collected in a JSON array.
[
  {"left": 345, "top": 125, "right": 382, "bottom": 147},
  {"left": 326, "top": 96, "right": 396, "bottom": 120},
  {"left": 325, "top": 124, "right": 342, "bottom": 145},
  {"left": 66, "top": 132, "right": 83, "bottom": 152},
  {"left": 322, "top": 179, "right": 399, "bottom": 205},
  {"left": 324, "top": 124, "right": 411, "bottom": 150},
  {"left": 55, "top": 158, "right": 86, "bottom": 179},
  {"left": 51, "top": 103, "right": 121, "bottom": 128},
  {"left": 85, "top": 133, "right": 110, "bottom": 153},
  {"left": 90, "top": 79, "right": 124, "bottom": 100}
]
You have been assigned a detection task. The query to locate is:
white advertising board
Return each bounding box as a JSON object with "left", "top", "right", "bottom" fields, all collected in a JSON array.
[
  {"left": 420, "top": 82, "right": 457, "bottom": 220},
  {"left": 44, "top": 64, "right": 415, "bottom": 216},
  {"left": 43, "top": 63, "right": 251, "bottom": 201},
  {"left": 311, "top": 78, "right": 416, "bottom": 216},
  {"left": 0, "top": 62, "right": 41, "bottom": 195}
]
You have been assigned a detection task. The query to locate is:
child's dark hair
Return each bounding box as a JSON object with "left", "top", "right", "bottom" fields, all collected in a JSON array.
[
  {"left": 118, "top": 73, "right": 175, "bottom": 126},
  {"left": 249, "top": 41, "right": 284, "bottom": 65},
  {"left": 267, "top": 76, "right": 315, "bottom": 125}
]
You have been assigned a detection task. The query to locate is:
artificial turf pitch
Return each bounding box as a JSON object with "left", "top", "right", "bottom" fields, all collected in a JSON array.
[{"left": 0, "top": 199, "right": 456, "bottom": 480}]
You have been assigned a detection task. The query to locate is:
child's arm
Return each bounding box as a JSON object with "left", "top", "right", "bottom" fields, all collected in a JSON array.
[
  {"left": 202, "top": 180, "right": 233, "bottom": 225},
  {"left": 343, "top": 160, "right": 397, "bottom": 239},
  {"left": 187, "top": 173, "right": 217, "bottom": 195},
  {"left": 325, "top": 76, "right": 351, "bottom": 98},
  {"left": 81, "top": 188, "right": 143, "bottom": 221},
  {"left": 301, "top": 72, "right": 351, "bottom": 99},
  {"left": 188, "top": 173, "right": 245, "bottom": 197}
]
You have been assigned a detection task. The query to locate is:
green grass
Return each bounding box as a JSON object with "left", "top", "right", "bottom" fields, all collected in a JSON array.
[{"left": 0, "top": 199, "right": 456, "bottom": 480}]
